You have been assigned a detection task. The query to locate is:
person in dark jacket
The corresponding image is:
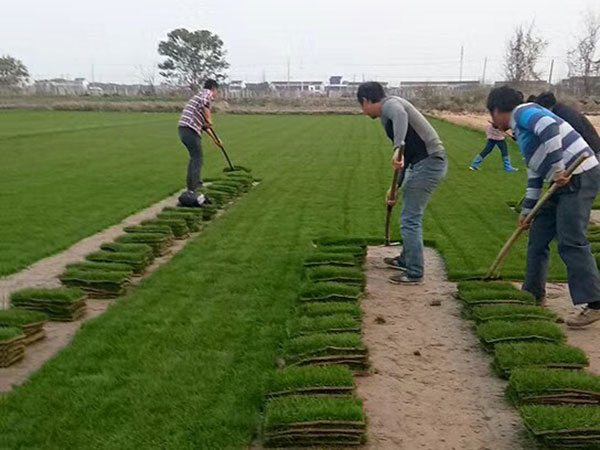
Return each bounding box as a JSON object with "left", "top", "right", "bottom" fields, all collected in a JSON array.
[{"left": 535, "top": 92, "right": 600, "bottom": 156}]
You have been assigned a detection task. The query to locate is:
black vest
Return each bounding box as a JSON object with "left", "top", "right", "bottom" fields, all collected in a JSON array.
[{"left": 384, "top": 120, "right": 429, "bottom": 166}]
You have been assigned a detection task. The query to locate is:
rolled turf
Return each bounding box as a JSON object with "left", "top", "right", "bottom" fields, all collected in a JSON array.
[
  {"left": 303, "top": 253, "right": 358, "bottom": 268},
  {"left": 283, "top": 332, "right": 368, "bottom": 369},
  {"left": 299, "top": 282, "right": 362, "bottom": 302},
  {"left": 0, "top": 326, "right": 26, "bottom": 368},
  {"left": 493, "top": 343, "right": 588, "bottom": 379},
  {"left": 268, "top": 366, "right": 355, "bottom": 398},
  {"left": 297, "top": 302, "right": 362, "bottom": 319},
  {"left": 288, "top": 314, "right": 360, "bottom": 337},
  {"left": 0, "top": 308, "right": 47, "bottom": 345},
  {"left": 306, "top": 267, "right": 365, "bottom": 286},
  {"left": 263, "top": 396, "right": 366, "bottom": 447},
  {"left": 508, "top": 368, "right": 600, "bottom": 405},
  {"left": 471, "top": 305, "right": 557, "bottom": 323},
  {"left": 10, "top": 288, "right": 87, "bottom": 321},
  {"left": 476, "top": 320, "right": 565, "bottom": 350}
]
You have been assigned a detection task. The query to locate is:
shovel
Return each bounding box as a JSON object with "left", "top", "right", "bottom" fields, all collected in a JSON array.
[
  {"left": 384, "top": 148, "right": 405, "bottom": 246},
  {"left": 484, "top": 154, "right": 589, "bottom": 280},
  {"left": 205, "top": 127, "right": 235, "bottom": 171}
]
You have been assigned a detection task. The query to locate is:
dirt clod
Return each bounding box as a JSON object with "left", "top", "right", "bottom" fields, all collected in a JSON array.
[{"left": 374, "top": 316, "right": 386, "bottom": 324}]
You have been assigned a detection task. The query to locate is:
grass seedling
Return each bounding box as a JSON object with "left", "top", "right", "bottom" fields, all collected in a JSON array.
[
  {"left": 297, "top": 302, "right": 362, "bottom": 319},
  {"left": 493, "top": 343, "right": 588, "bottom": 379},
  {"left": 508, "top": 368, "right": 600, "bottom": 406},
  {"left": 471, "top": 305, "right": 557, "bottom": 323},
  {"left": 268, "top": 366, "right": 355, "bottom": 398},
  {"left": 306, "top": 267, "right": 365, "bottom": 286},
  {"left": 304, "top": 252, "right": 358, "bottom": 268},
  {"left": 263, "top": 396, "right": 365, "bottom": 446},
  {"left": 476, "top": 320, "right": 564, "bottom": 351},
  {"left": 288, "top": 314, "right": 360, "bottom": 337},
  {"left": 299, "top": 282, "right": 362, "bottom": 302}
]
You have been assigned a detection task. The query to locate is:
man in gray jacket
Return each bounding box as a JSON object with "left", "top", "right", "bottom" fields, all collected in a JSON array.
[{"left": 357, "top": 82, "right": 447, "bottom": 285}]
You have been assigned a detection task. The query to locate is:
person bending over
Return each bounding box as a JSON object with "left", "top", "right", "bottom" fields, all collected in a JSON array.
[
  {"left": 357, "top": 81, "right": 447, "bottom": 285},
  {"left": 488, "top": 86, "right": 600, "bottom": 328},
  {"left": 470, "top": 121, "right": 518, "bottom": 172}
]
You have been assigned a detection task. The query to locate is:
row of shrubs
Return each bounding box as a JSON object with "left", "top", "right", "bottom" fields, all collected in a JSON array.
[
  {"left": 457, "top": 279, "right": 600, "bottom": 448},
  {"left": 0, "top": 169, "right": 254, "bottom": 369},
  {"left": 260, "top": 237, "right": 383, "bottom": 448}
]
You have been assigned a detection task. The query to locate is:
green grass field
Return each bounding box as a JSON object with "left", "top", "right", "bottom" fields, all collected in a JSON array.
[{"left": 0, "top": 111, "right": 569, "bottom": 448}]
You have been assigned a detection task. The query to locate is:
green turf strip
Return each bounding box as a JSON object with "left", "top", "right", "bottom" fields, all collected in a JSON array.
[
  {"left": 283, "top": 333, "right": 367, "bottom": 369},
  {"left": 10, "top": 288, "right": 85, "bottom": 304},
  {"left": 156, "top": 211, "right": 201, "bottom": 232},
  {"left": 269, "top": 366, "right": 354, "bottom": 397},
  {"left": 521, "top": 405, "right": 600, "bottom": 435},
  {"left": 263, "top": 396, "right": 365, "bottom": 431},
  {"left": 0, "top": 308, "right": 47, "bottom": 327},
  {"left": 0, "top": 327, "right": 24, "bottom": 342},
  {"left": 477, "top": 321, "right": 564, "bottom": 350},
  {"left": 458, "top": 288, "right": 535, "bottom": 302},
  {"left": 123, "top": 225, "right": 174, "bottom": 236},
  {"left": 494, "top": 343, "right": 588, "bottom": 378},
  {"left": 209, "top": 184, "right": 238, "bottom": 195},
  {"left": 471, "top": 305, "right": 557, "bottom": 323},
  {"left": 299, "top": 282, "right": 362, "bottom": 302},
  {"left": 306, "top": 267, "right": 365, "bottom": 286},
  {"left": 457, "top": 280, "right": 518, "bottom": 292},
  {"left": 86, "top": 251, "right": 150, "bottom": 272},
  {"left": 315, "top": 245, "right": 366, "bottom": 258},
  {"left": 297, "top": 302, "right": 362, "bottom": 319},
  {"left": 142, "top": 219, "right": 189, "bottom": 238},
  {"left": 508, "top": 369, "right": 600, "bottom": 405},
  {"left": 66, "top": 261, "right": 135, "bottom": 275},
  {"left": 288, "top": 314, "right": 360, "bottom": 337},
  {"left": 304, "top": 252, "right": 358, "bottom": 267},
  {"left": 100, "top": 242, "right": 154, "bottom": 257}
]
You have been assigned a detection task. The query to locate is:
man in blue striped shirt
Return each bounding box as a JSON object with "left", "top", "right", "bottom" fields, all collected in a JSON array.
[{"left": 487, "top": 86, "right": 600, "bottom": 328}]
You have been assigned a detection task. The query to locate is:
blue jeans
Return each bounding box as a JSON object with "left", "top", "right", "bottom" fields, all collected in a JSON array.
[
  {"left": 523, "top": 165, "right": 600, "bottom": 305},
  {"left": 480, "top": 139, "right": 508, "bottom": 159},
  {"left": 397, "top": 154, "right": 448, "bottom": 278}
]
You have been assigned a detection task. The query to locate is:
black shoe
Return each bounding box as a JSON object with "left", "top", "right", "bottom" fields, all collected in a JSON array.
[
  {"left": 389, "top": 274, "right": 424, "bottom": 285},
  {"left": 383, "top": 257, "right": 407, "bottom": 271}
]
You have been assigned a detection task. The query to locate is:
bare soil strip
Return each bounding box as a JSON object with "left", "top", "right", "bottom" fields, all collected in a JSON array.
[
  {"left": 0, "top": 193, "right": 180, "bottom": 309},
  {"left": 357, "top": 246, "right": 528, "bottom": 450}
]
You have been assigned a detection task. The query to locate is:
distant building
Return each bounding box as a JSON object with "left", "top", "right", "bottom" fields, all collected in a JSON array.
[
  {"left": 34, "top": 77, "right": 88, "bottom": 95},
  {"left": 559, "top": 76, "right": 600, "bottom": 96},
  {"left": 271, "top": 81, "right": 325, "bottom": 95}
]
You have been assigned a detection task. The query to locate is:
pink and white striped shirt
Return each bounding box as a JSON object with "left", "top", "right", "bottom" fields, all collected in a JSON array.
[
  {"left": 486, "top": 123, "right": 505, "bottom": 141},
  {"left": 178, "top": 89, "right": 214, "bottom": 135}
]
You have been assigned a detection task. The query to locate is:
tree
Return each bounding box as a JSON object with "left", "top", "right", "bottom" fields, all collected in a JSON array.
[
  {"left": 567, "top": 9, "right": 600, "bottom": 95},
  {"left": 504, "top": 24, "right": 548, "bottom": 83},
  {"left": 0, "top": 55, "right": 29, "bottom": 88},
  {"left": 158, "top": 29, "right": 229, "bottom": 91}
]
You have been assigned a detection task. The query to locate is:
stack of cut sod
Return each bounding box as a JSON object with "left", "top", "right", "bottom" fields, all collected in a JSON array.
[
  {"left": 476, "top": 320, "right": 565, "bottom": 351},
  {"left": 0, "top": 308, "right": 47, "bottom": 345},
  {"left": 85, "top": 250, "right": 152, "bottom": 275},
  {"left": 10, "top": 288, "right": 87, "bottom": 321},
  {"left": 115, "top": 232, "right": 173, "bottom": 256},
  {"left": 0, "top": 327, "right": 26, "bottom": 367},
  {"left": 60, "top": 267, "right": 131, "bottom": 299}
]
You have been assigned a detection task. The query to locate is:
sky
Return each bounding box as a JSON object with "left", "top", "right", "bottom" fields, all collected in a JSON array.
[{"left": 1, "top": 0, "right": 597, "bottom": 85}]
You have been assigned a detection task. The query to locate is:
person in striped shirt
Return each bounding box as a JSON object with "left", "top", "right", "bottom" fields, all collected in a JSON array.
[
  {"left": 178, "top": 79, "right": 219, "bottom": 195},
  {"left": 487, "top": 86, "right": 600, "bottom": 328}
]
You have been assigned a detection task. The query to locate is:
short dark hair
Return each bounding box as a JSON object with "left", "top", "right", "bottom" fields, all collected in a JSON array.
[
  {"left": 486, "top": 86, "right": 524, "bottom": 113},
  {"left": 204, "top": 79, "right": 219, "bottom": 90},
  {"left": 526, "top": 95, "right": 537, "bottom": 103},
  {"left": 356, "top": 81, "right": 386, "bottom": 104},
  {"left": 535, "top": 91, "right": 557, "bottom": 109}
]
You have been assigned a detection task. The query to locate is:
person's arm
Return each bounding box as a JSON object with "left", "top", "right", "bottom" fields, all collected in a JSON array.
[
  {"left": 384, "top": 102, "right": 409, "bottom": 170},
  {"left": 203, "top": 106, "right": 213, "bottom": 129},
  {"left": 520, "top": 167, "right": 544, "bottom": 217}
]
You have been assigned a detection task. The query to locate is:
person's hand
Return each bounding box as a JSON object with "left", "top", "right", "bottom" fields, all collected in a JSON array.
[
  {"left": 553, "top": 170, "right": 571, "bottom": 187},
  {"left": 392, "top": 148, "right": 404, "bottom": 170},
  {"left": 518, "top": 215, "right": 531, "bottom": 230},
  {"left": 386, "top": 187, "right": 398, "bottom": 206}
]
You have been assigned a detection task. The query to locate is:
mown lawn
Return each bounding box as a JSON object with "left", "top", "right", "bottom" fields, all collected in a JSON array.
[{"left": 0, "top": 113, "right": 567, "bottom": 449}]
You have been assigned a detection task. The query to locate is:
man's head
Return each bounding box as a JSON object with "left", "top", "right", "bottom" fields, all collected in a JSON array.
[
  {"left": 357, "top": 81, "right": 386, "bottom": 118},
  {"left": 204, "top": 79, "right": 219, "bottom": 98},
  {"left": 535, "top": 91, "right": 557, "bottom": 110},
  {"left": 486, "top": 86, "right": 524, "bottom": 131}
]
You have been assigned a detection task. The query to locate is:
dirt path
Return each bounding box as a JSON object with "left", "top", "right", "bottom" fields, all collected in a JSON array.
[
  {"left": 543, "top": 283, "right": 600, "bottom": 375},
  {"left": 0, "top": 193, "right": 180, "bottom": 309},
  {"left": 357, "top": 246, "right": 529, "bottom": 450}
]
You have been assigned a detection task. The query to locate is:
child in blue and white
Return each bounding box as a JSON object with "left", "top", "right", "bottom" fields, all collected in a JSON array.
[{"left": 470, "top": 122, "right": 517, "bottom": 172}]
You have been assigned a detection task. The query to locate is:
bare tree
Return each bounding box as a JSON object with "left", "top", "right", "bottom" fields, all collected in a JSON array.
[
  {"left": 0, "top": 55, "right": 29, "bottom": 88},
  {"left": 136, "top": 64, "right": 157, "bottom": 96},
  {"left": 504, "top": 24, "right": 548, "bottom": 82},
  {"left": 568, "top": 9, "right": 600, "bottom": 95}
]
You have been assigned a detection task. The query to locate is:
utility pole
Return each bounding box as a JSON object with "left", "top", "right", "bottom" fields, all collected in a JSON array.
[
  {"left": 287, "top": 57, "right": 291, "bottom": 89},
  {"left": 481, "top": 57, "right": 488, "bottom": 84},
  {"left": 459, "top": 45, "right": 464, "bottom": 82},
  {"left": 91, "top": 64, "right": 95, "bottom": 83},
  {"left": 548, "top": 59, "right": 555, "bottom": 85}
]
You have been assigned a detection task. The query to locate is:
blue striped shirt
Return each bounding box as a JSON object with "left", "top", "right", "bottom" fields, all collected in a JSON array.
[{"left": 510, "top": 103, "right": 598, "bottom": 215}]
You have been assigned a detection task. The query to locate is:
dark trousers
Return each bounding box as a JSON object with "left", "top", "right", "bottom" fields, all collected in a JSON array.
[
  {"left": 178, "top": 126, "right": 203, "bottom": 192},
  {"left": 480, "top": 139, "right": 508, "bottom": 158},
  {"left": 523, "top": 165, "right": 600, "bottom": 305}
]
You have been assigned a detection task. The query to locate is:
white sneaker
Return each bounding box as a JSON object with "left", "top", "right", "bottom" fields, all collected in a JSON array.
[{"left": 567, "top": 307, "right": 600, "bottom": 329}]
